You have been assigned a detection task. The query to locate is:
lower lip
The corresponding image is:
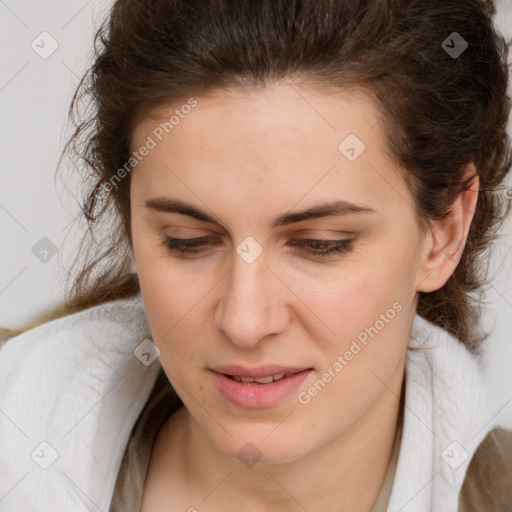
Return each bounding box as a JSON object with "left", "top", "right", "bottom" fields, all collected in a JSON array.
[{"left": 211, "top": 369, "right": 313, "bottom": 409}]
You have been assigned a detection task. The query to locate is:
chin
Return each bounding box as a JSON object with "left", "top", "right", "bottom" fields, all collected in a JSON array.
[{"left": 213, "top": 427, "right": 311, "bottom": 467}]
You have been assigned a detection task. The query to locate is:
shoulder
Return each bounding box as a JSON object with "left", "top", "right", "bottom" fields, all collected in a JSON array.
[
  {"left": 0, "top": 294, "right": 162, "bottom": 510},
  {"left": 0, "top": 293, "right": 148, "bottom": 361},
  {"left": 0, "top": 293, "right": 152, "bottom": 436},
  {"left": 458, "top": 426, "right": 512, "bottom": 511}
]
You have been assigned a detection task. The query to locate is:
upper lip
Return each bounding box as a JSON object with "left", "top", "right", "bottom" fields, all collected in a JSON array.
[{"left": 211, "top": 365, "right": 312, "bottom": 378}]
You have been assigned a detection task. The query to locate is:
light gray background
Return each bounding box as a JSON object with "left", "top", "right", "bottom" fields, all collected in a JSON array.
[{"left": 1, "top": 0, "right": 512, "bottom": 429}]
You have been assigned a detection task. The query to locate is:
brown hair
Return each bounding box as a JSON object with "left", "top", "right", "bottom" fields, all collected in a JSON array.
[{"left": 5, "top": 0, "right": 511, "bottom": 352}]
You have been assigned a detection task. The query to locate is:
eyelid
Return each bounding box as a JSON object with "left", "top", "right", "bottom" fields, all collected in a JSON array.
[
  {"left": 163, "top": 226, "right": 216, "bottom": 236},
  {"left": 162, "top": 228, "right": 356, "bottom": 239},
  {"left": 294, "top": 230, "right": 356, "bottom": 239}
]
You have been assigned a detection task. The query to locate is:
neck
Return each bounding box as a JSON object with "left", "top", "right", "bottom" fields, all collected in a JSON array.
[{"left": 151, "top": 355, "right": 406, "bottom": 512}]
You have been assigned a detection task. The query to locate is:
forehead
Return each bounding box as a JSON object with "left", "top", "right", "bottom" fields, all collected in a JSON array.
[
  {"left": 130, "top": 84, "right": 413, "bottom": 224},
  {"left": 133, "top": 84, "right": 382, "bottom": 149}
]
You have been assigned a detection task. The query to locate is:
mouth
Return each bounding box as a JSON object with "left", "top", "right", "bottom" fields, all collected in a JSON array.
[
  {"left": 210, "top": 366, "right": 314, "bottom": 409},
  {"left": 224, "top": 372, "right": 298, "bottom": 384},
  {"left": 211, "top": 365, "right": 312, "bottom": 382}
]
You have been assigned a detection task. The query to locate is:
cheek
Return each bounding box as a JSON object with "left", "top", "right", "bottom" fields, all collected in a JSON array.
[
  {"left": 131, "top": 237, "right": 179, "bottom": 347},
  {"left": 295, "top": 257, "right": 408, "bottom": 343},
  {"left": 138, "top": 269, "right": 205, "bottom": 354},
  {"left": 296, "top": 275, "right": 408, "bottom": 440},
  {"left": 131, "top": 216, "right": 199, "bottom": 337},
  {"left": 138, "top": 270, "right": 210, "bottom": 401},
  {"left": 299, "top": 246, "right": 413, "bottom": 387},
  {"left": 132, "top": 248, "right": 214, "bottom": 379}
]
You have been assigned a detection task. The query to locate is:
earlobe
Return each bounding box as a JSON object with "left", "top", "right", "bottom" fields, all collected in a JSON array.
[{"left": 415, "top": 166, "right": 479, "bottom": 294}]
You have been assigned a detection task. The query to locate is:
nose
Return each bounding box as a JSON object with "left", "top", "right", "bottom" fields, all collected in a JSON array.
[{"left": 214, "top": 248, "right": 289, "bottom": 349}]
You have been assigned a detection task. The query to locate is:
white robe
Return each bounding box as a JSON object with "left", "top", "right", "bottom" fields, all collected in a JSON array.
[{"left": 0, "top": 294, "right": 502, "bottom": 511}]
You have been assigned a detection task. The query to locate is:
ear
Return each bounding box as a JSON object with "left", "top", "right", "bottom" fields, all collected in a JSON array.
[{"left": 415, "top": 164, "right": 479, "bottom": 293}]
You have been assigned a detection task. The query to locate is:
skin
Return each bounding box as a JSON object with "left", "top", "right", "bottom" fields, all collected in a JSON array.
[{"left": 129, "top": 82, "right": 479, "bottom": 511}]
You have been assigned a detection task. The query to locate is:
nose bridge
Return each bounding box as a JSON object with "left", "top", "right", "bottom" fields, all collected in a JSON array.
[{"left": 215, "top": 245, "right": 286, "bottom": 347}]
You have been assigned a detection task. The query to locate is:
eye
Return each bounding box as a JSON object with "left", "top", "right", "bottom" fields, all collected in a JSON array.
[
  {"left": 162, "top": 235, "right": 214, "bottom": 256},
  {"left": 161, "top": 235, "right": 354, "bottom": 260},
  {"left": 287, "top": 238, "right": 354, "bottom": 259}
]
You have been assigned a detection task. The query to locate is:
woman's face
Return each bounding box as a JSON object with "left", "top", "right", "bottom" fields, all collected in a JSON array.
[{"left": 129, "top": 84, "right": 431, "bottom": 464}]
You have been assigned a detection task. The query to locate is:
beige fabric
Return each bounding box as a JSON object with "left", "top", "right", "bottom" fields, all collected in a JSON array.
[
  {"left": 371, "top": 386, "right": 404, "bottom": 511},
  {"left": 458, "top": 426, "right": 512, "bottom": 511},
  {"left": 110, "top": 369, "right": 405, "bottom": 511}
]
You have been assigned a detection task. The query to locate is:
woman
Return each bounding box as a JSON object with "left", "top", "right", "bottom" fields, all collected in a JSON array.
[{"left": 1, "top": 0, "right": 512, "bottom": 510}]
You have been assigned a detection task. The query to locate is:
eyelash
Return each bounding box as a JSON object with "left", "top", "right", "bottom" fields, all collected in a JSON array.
[{"left": 162, "top": 235, "right": 354, "bottom": 260}]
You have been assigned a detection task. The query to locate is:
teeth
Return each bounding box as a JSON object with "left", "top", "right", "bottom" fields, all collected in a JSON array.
[{"left": 233, "top": 373, "right": 287, "bottom": 384}]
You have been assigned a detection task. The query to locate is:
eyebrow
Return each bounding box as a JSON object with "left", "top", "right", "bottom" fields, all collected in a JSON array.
[{"left": 144, "top": 197, "right": 377, "bottom": 228}]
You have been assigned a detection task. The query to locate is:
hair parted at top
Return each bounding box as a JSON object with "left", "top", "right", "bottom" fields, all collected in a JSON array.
[{"left": 54, "top": 0, "right": 510, "bottom": 352}]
